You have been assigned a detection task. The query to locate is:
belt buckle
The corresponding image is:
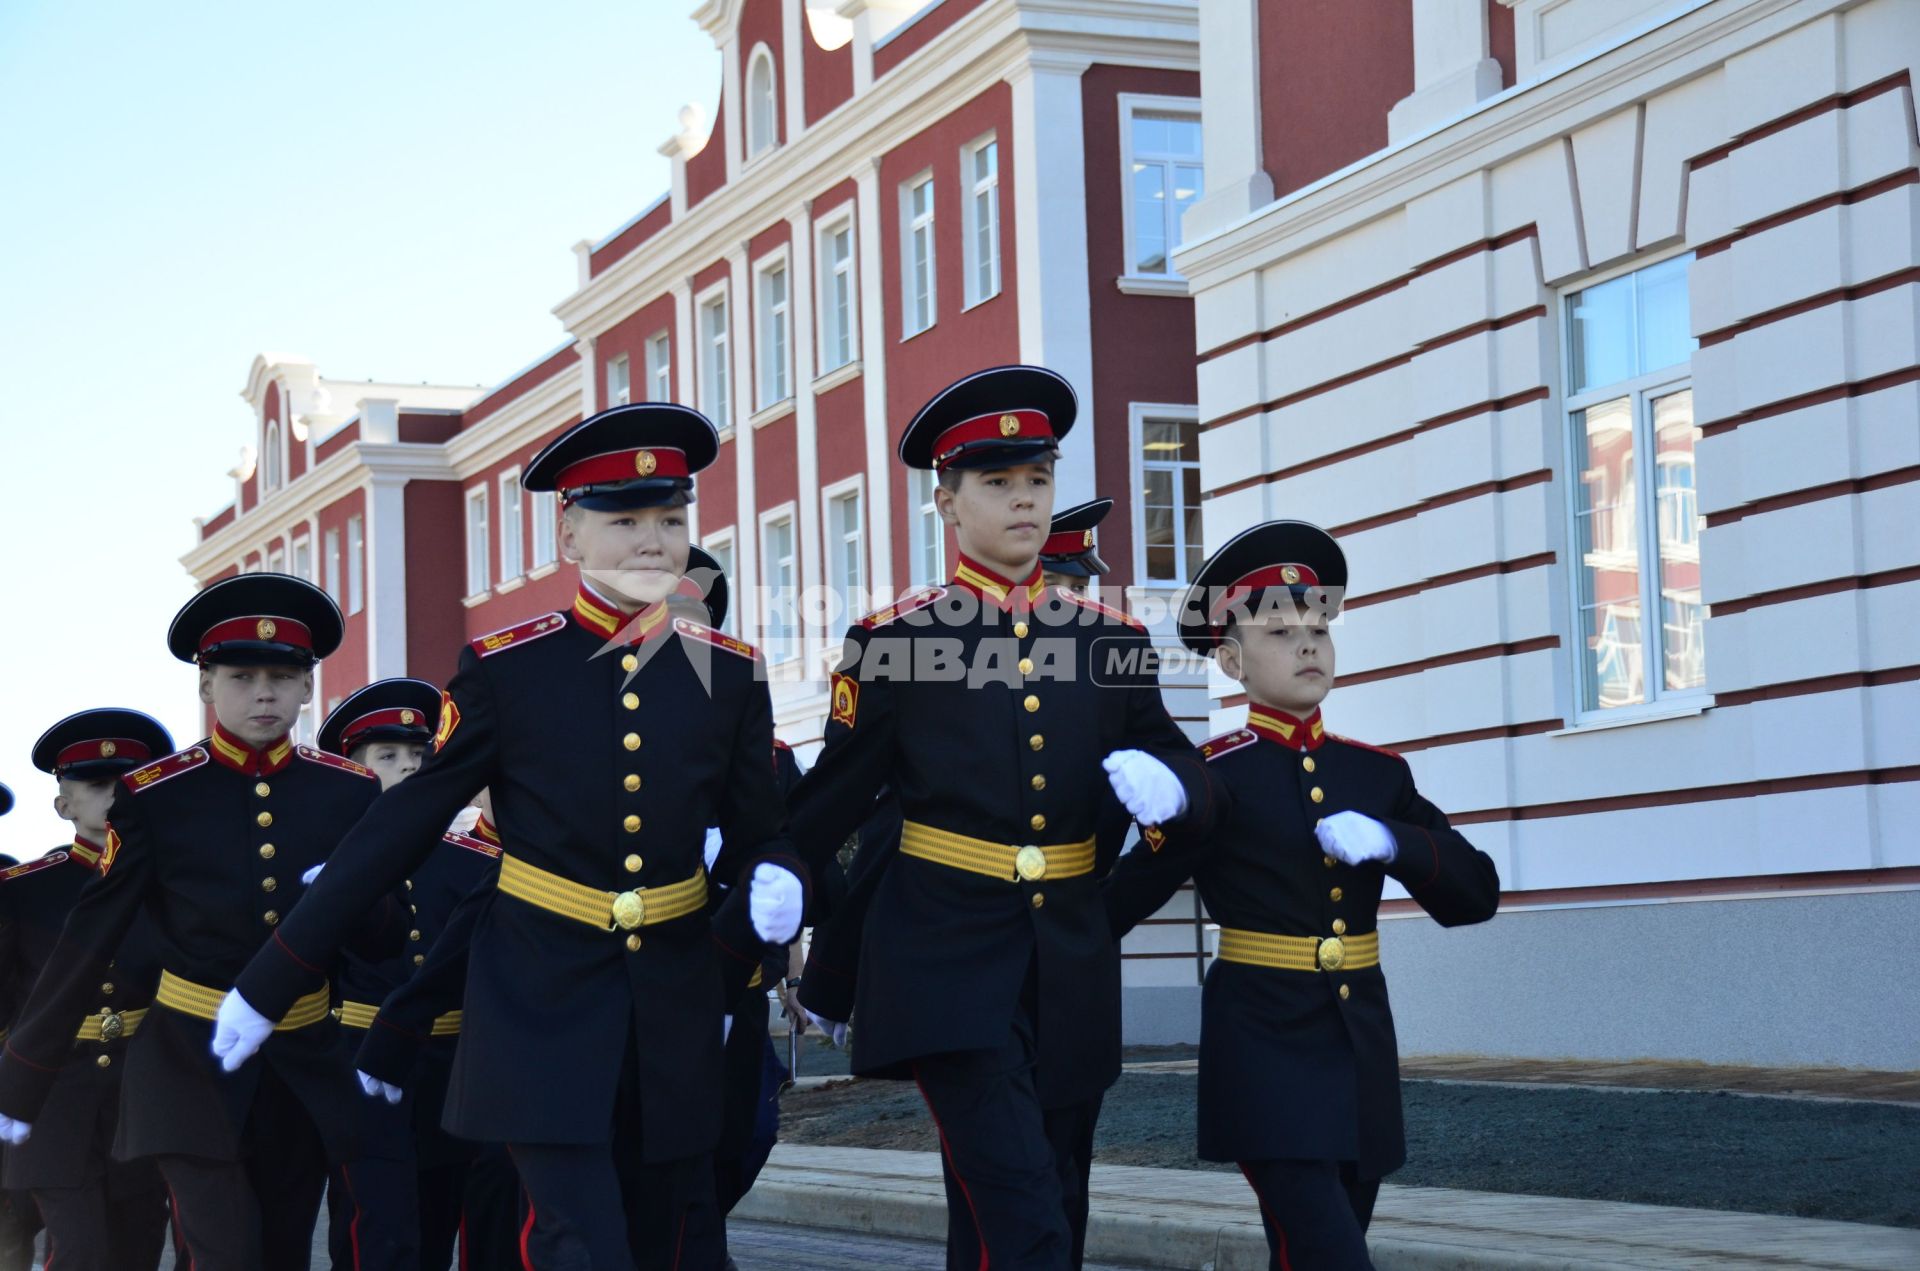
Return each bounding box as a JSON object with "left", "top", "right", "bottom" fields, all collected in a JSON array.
[
  {"left": 611, "top": 890, "right": 647, "bottom": 931},
  {"left": 98, "top": 1010, "right": 124, "bottom": 1041},
  {"left": 1014, "top": 845, "right": 1047, "bottom": 882},
  {"left": 1316, "top": 936, "right": 1346, "bottom": 972}
]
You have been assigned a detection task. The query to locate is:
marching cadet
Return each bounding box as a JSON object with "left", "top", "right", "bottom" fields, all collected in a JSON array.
[
  {"left": 0, "top": 574, "right": 406, "bottom": 1271},
  {"left": 1037, "top": 496, "right": 1112, "bottom": 594},
  {"left": 317, "top": 678, "right": 501, "bottom": 1271},
  {"left": 788, "top": 365, "right": 1220, "bottom": 1269},
  {"left": 1106, "top": 521, "right": 1501, "bottom": 1271},
  {"left": 0, "top": 710, "right": 175, "bottom": 1271},
  {"left": 214, "top": 404, "right": 808, "bottom": 1270},
  {"left": 0, "top": 783, "right": 43, "bottom": 1271}
]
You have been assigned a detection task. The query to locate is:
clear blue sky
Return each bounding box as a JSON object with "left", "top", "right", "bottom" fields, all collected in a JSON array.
[{"left": 0, "top": 2, "right": 719, "bottom": 852}]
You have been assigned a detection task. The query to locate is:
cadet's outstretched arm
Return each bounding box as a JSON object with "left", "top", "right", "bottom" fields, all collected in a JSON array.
[
  {"left": 1118, "top": 630, "right": 1225, "bottom": 836},
  {"left": 1380, "top": 765, "right": 1501, "bottom": 928},
  {"left": 788, "top": 625, "right": 896, "bottom": 877},
  {"left": 355, "top": 871, "right": 494, "bottom": 1089}
]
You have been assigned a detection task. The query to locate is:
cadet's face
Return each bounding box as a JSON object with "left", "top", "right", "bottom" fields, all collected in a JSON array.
[
  {"left": 352, "top": 741, "right": 428, "bottom": 791},
  {"left": 1043, "top": 569, "right": 1087, "bottom": 595},
  {"left": 53, "top": 776, "right": 117, "bottom": 841},
  {"left": 200, "top": 664, "right": 312, "bottom": 747},
  {"left": 1220, "top": 615, "right": 1336, "bottom": 715},
  {"left": 938, "top": 463, "right": 1055, "bottom": 578},
  {"left": 562, "top": 505, "right": 691, "bottom": 610}
]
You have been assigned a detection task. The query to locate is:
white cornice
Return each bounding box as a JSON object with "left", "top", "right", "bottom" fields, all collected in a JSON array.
[{"left": 441, "top": 362, "right": 584, "bottom": 477}]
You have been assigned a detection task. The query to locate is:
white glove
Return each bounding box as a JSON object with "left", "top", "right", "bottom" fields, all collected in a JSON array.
[
  {"left": 1102, "top": 750, "right": 1188, "bottom": 826},
  {"left": 0, "top": 1115, "right": 30, "bottom": 1146},
  {"left": 448, "top": 805, "right": 482, "bottom": 835},
  {"left": 723, "top": 1015, "right": 734, "bottom": 1045},
  {"left": 805, "top": 1008, "right": 848, "bottom": 1049},
  {"left": 301, "top": 863, "right": 324, "bottom": 885},
  {"left": 749, "top": 864, "right": 804, "bottom": 944},
  {"left": 211, "top": 990, "right": 274, "bottom": 1072},
  {"left": 358, "top": 1070, "right": 403, "bottom": 1104},
  {"left": 703, "top": 826, "right": 724, "bottom": 872},
  {"left": 1315, "top": 811, "right": 1397, "bottom": 866}
]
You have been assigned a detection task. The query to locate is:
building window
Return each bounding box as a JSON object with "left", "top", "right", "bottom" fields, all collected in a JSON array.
[
  {"left": 825, "top": 482, "right": 864, "bottom": 624},
  {"left": 530, "top": 489, "right": 558, "bottom": 569},
  {"left": 901, "top": 172, "right": 936, "bottom": 337},
  {"left": 606, "top": 355, "right": 631, "bottom": 407},
  {"left": 699, "top": 289, "right": 731, "bottom": 428},
  {"left": 910, "top": 468, "right": 945, "bottom": 585},
  {"left": 346, "top": 515, "right": 365, "bottom": 615},
  {"left": 1122, "top": 100, "right": 1203, "bottom": 277},
  {"left": 323, "top": 528, "right": 341, "bottom": 602},
  {"left": 267, "top": 545, "right": 286, "bottom": 575},
  {"left": 646, "top": 331, "right": 672, "bottom": 401},
  {"left": 262, "top": 421, "right": 283, "bottom": 494},
  {"left": 705, "top": 533, "right": 737, "bottom": 636},
  {"left": 465, "top": 487, "right": 491, "bottom": 596},
  {"left": 1137, "top": 409, "right": 1203, "bottom": 585},
  {"left": 292, "top": 536, "right": 312, "bottom": 583},
  {"left": 756, "top": 255, "right": 791, "bottom": 408},
  {"left": 962, "top": 136, "right": 1000, "bottom": 307},
  {"left": 499, "top": 471, "right": 523, "bottom": 581},
  {"left": 760, "top": 511, "right": 797, "bottom": 663},
  {"left": 1565, "top": 253, "right": 1703, "bottom": 715},
  {"left": 746, "top": 45, "right": 777, "bottom": 160},
  {"left": 817, "top": 215, "right": 857, "bottom": 373}
]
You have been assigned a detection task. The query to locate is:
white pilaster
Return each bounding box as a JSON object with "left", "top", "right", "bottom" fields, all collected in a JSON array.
[
  {"left": 364, "top": 475, "right": 410, "bottom": 678},
  {"left": 722, "top": 36, "right": 744, "bottom": 182},
  {"left": 575, "top": 335, "right": 598, "bottom": 418},
  {"left": 672, "top": 278, "right": 698, "bottom": 535},
  {"left": 1388, "top": 0, "right": 1503, "bottom": 142},
  {"left": 852, "top": 158, "right": 895, "bottom": 601},
  {"left": 787, "top": 203, "right": 825, "bottom": 665},
  {"left": 1183, "top": 0, "right": 1272, "bottom": 241},
  {"left": 836, "top": 0, "right": 919, "bottom": 96},
  {"left": 727, "top": 245, "right": 758, "bottom": 640},
  {"left": 782, "top": 0, "right": 806, "bottom": 142}
]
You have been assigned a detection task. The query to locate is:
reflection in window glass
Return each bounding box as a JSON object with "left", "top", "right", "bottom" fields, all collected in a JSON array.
[
  {"left": 1140, "top": 416, "right": 1203, "bottom": 584},
  {"left": 1128, "top": 110, "right": 1204, "bottom": 276},
  {"left": 1573, "top": 397, "right": 1641, "bottom": 710}
]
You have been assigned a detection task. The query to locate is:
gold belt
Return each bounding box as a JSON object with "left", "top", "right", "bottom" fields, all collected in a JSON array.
[
  {"left": 1216, "top": 928, "right": 1380, "bottom": 973},
  {"left": 75, "top": 1007, "right": 147, "bottom": 1043},
  {"left": 337, "top": 1001, "right": 462, "bottom": 1036},
  {"left": 498, "top": 855, "right": 707, "bottom": 932},
  {"left": 899, "top": 821, "right": 1096, "bottom": 883},
  {"left": 155, "top": 971, "right": 333, "bottom": 1030}
]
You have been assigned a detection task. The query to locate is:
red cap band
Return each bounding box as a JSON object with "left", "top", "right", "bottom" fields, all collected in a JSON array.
[
  {"left": 1042, "top": 527, "right": 1096, "bottom": 557},
  {"left": 1206, "top": 563, "right": 1322, "bottom": 623},
  {"left": 201, "top": 615, "right": 314, "bottom": 652},
  {"left": 554, "top": 447, "right": 691, "bottom": 496},
  {"left": 932, "top": 410, "right": 1055, "bottom": 470},
  {"left": 339, "top": 707, "right": 433, "bottom": 751},
  {"left": 55, "top": 738, "right": 153, "bottom": 769}
]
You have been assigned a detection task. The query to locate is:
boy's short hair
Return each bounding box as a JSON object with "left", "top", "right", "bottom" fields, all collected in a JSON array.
[{"left": 936, "top": 456, "right": 1055, "bottom": 494}]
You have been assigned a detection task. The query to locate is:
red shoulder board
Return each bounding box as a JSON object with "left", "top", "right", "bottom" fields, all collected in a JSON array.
[
  {"left": 1329, "top": 734, "right": 1405, "bottom": 763},
  {"left": 673, "top": 617, "right": 759, "bottom": 659},
  {"left": 441, "top": 831, "right": 503, "bottom": 861},
  {"left": 295, "top": 746, "right": 377, "bottom": 779},
  {"left": 122, "top": 745, "right": 211, "bottom": 795},
  {"left": 1, "top": 852, "right": 69, "bottom": 883},
  {"left": 1199, "top": 729, "right": 1257, "bottom": 761},
  {"left": 471, "top": 612, "right": 568, "bottom": 659},
  {"left": 772, "top": 738, "right": 792, "bottom": 751},
  {"left": 1060, "top": 590, "right": 1145, "bottom": 631},
  {"left": 860, "top": 586, "right": 946, "bottom": 630}
]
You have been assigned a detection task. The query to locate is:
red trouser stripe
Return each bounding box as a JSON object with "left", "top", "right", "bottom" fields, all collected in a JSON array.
[
  {"left": 914, "top": 1066, "right": 991, "bottom": 1271},
  {"left": 1238, "top": 1164, "right": 1293, "bottom": 1271}
]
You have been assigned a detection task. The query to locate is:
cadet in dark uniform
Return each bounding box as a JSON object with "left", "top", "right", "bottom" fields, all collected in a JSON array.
[
  {"left": 1106, "top": 522, "right": 1502, "bottom": 1271},
  {"left": 0, "top": 783, "right": 44, "bottom": 1271},
  {"left": 218, "top": 405, "right": 808, "bottom": 1270},
  {"left": 0, "top": 710, "right": 175, "bottom": 1270},
  {"left": 788, "top": 366, "right": 1219, "bottom": 1269},
  {"left": 0, "top": 574, "right": 406, "bottom": 1271},
  {"left": 1037, "top": 496, "right": 1112, "bottom": 594}
]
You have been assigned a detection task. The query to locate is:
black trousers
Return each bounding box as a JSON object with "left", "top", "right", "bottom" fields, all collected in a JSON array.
[
  {"left": 32, "top": 1164, "right": 169, "bottom": 1271},
  {"left": 943, "top": 1094, "right": 1101, "bottom": 1271},
  {"left": 326, "top": 1154, "right": 422, "bottom": 1270},
  {"left": 1236, "top": 1159, "right": 1380, "bottom": 1271},
  {"left": 0, "top": 1190, "right": 38, "bottom": 1271},
  {"left": 458, "top": 1145, "right": 525, "bottom": 1271}
]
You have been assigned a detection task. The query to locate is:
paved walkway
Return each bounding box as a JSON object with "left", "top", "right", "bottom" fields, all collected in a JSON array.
[{"left": 736, "top": 1143, "right": 1920, "bottom": 1270}]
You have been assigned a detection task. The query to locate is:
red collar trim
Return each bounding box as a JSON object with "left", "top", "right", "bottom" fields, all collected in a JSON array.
[
  {"left": 68, "top": 836, "right": 104, "bottom": 869},
  {"left": 474, "top": 815, "right": 502, "bottom": 846},
  {"left": 208, "top": 722, "right": 295, "bottom": 775},
  {"left": 1246, "top": 706, "right": 1326, "bottom": 752},
  {"left": 571, "top": 585, "right": 673, "bottom": 645},
  {"left": 950, "top": 554, "right": 1046, "bottom": 609}
]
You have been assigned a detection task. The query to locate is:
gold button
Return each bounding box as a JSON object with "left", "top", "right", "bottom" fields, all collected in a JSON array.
[
  {"left": 410, "top": 929, "right": 423, "bottom": 942},
  {"left": 621, "top": 654, "right": 638, "bottom": 673},
  {"left": 263, "top": 910, "right": 279, "bottom": 925},
  {"left": 622, "top": 692, "right": 639, "bottom": 710},
  {"left": 1302, "top": 757, "right": 1316, "bottom": 774},
  {"left": 1338, "top": 984, "right": 1351, "bottom": 1001},
  {"left": 1330, "top": 887, "right": 1344, "bottom": 902},
  {"left": 1323, "top": 855, "right": 1337, "bottom": 869},
  {"left": 255, "top": 782, "right": 271, "bottom": 797},
  {"left": 624, "top": 854, "right": 643, "bottom": 873},
  {"left": 96, "top": 1055, "right": 112, "bottom": 1069},
  {"left": 261, "top": 877, "right": 277, "bottom": 893},
  {"left": 101, "top": 982, "right": 114, "bottom": 995},
  {"left": 1309, "top": 788, "right": 1324, "bottom": 804},
  {"left": 1023, "top": 695, "right": 1040, "bottom": 713},
  {"left": 1029, "top": 734, "right": 1044, "bottom": 751},
  {"left": 409, "top": 904, "right": 418, "bottom": 914},
  {"left": 404, "top": 879, "right": 414, "bottom": 890},
  {"left": 623, "top": 733, "right": 641, "bottom": 751},
  {"left": 1031, "top": 774, "right": 1046, "bottom": 791},
  {"left": 1030, "top": 893, "right": 1045, "bottom": 909},
  {"left": 624, "top": 774, "right": 642, "bottom": 792},
  {"left": 1013, "top": 622, "right": 1029, "bottom": 638},
  {"left": 256, "top": 811, "right": 273, "bottom": 827},
  {"left": 625, "top": 934, "right": 643, "bottom": 952},
  {"left": 1332, "top": 918, "right": 1347, "bottom": 935},
  {"left": 413, "top": 954, "right": 426, "bottom": 966},
  {"left": 1030, "top": 813, "right": 1046, "bottom": 832},
  {"left": 258, "top": 844, "right": 275, "bottom": 860},
  {"left": 624, "top": 815, "right": 642, "bottom": 833},
  {"left": 1018, "top": 657, "right": 1034, "bottom": 675}
]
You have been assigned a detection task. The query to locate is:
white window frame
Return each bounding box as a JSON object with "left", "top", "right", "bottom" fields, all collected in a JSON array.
[
  {"left": 291, "top": 535, "right": 312, "bottom": 583},
  {"left": 345, "top": 515, "right": 365, "bottom": 615},
  {"left": 262, "top": 420, "right": 283, "bottom": 494},
  {"left": 497, "top": 468, "right": 524, "bottom": 586},
  {"left": 465, "top": 486, "right": 491, "bottom": 598},
  {"left": 1129, "top": 402, "right": 1204, "bottom": 588},
  {"left": 702, "top": 528, "right": 738, "bottom": 637},
  {"left": 530, "top": 489, "right": 559, "bottom": 574},
  {"left": 908, "top": 468, "right": 946, "bottom": 587},
  {"left": 900, "top": 171, "right": 936, "bottom": 338},
  {"left": 1556, "top": 249, "right": 1708, "bottom": 728},
  {"left": 697, "top": 282, "right": 732, "bottom": 430},
  {"left": 606, "top": 355, "right": 631, "bottom": 407},
  {"left": 961, "top": 133, "right": 1001, "bottom": 308},
  {"left": 266, "top": 544, "right": 286, "bottom": 575},
  {"left": 645, "top": 330, "right": 672, "bottom": 402},
  {"left": 323, "top": 528, "right": 341, "bottom": 602},
  {"left": 754, "top": 247, "right": 793, "bottom": 410},
  {"left": 1117, "top": 94, "right": 1205, "bottom": 289},
  {"left": 745, "top": 43, "right": 778, "bottom": 162},
  {"left": 821, "top": 474, "right": 867, "bottom": 631},
  {"left": 814, "top": 206, "right": 859, "bottom": 378},
  {"left": 758, "top": 504, "right": 799, "bottom": 664}
]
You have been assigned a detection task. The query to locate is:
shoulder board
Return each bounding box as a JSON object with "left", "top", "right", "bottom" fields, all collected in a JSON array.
[
  {"left": 673, "top": 617, "right": 759, "bottom": 660},
  {"left": 441, "top": 831, "right": 503, "bottom": 860},
  {"left": 1199, "top": 729, "right": 1258, "bottom": 762},
  {"left": 1, "top": 852, "right": 69, "bottom": 883},
  {"left": 1329, "top": 734, "right": 1406, "bottom": 763},
  {"left": 1059, "top": 590, "right": 1146, "bottom": 631},
  {"left": 295, "top": 746, "right": 377, "bottom": 779},
  {"left": 471, "top": 611, "right": 568, "bottom": 659},
  {"left": 860, "top": 586, "right": 946, "bottom": 630},
  {"left": 122, "top": 745, "right": 211, "bottom": 795},
  {"left": 772, "top": 738, "right": 793, "bottom": 751}
]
